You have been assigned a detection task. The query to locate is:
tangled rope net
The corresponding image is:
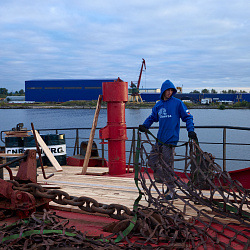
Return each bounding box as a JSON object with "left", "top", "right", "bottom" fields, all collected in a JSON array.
[
  {"left": 0, "top": 210, "right": 132, "bottom": 250},
  {"left": 133, "top": 132, "right": 250, "bottom": 249}
]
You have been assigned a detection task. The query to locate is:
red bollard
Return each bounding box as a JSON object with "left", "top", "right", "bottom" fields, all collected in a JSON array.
[{"left": 99, "top": 78, "right": 128, "bottom": 175}]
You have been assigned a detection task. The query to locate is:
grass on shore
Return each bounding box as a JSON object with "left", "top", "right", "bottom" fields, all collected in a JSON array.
[{"left": 0, "top": 100, "right": 250, "bottom": 109}]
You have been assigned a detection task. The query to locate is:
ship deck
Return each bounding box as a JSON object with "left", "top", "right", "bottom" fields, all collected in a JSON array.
[
  {"left": 1, "top": 165, "right": 250, "bottom": 249},
  {"left": 3, "top": 165, "right": 248, "bottom": 224}
]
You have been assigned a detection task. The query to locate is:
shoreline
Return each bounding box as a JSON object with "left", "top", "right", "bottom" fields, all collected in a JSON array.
[{"left": 0, "top": 105, "right": 248, "bottom": 109}]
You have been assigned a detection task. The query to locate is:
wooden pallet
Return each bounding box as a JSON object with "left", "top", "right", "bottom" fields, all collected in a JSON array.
[{"left": 4, "top": 131, "right": 30, "bottom": 137}]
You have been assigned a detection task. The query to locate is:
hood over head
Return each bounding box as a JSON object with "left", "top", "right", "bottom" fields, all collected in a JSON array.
[{"left": 160, "top": 80, "right": 177, "bottom": 100}]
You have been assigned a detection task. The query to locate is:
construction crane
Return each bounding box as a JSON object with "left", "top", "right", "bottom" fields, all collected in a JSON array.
[
  {"left": 176, "top": 86, "right": 183, "bottom": 93},
  {"left": 128, "top": 58, "right": 146, "bottom": 103}
]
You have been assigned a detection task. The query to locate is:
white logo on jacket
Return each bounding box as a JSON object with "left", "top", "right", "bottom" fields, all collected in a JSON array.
[{"left": 158, "top": 108, "right": 172, "bottom": 118}]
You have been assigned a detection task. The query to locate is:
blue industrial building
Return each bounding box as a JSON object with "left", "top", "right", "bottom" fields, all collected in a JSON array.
[
  {"left": 25, "top": 79, "right": 250, "bottom": 103},
  {"left": 140, "top": 92, "right": 250, "bottom": 103},
  {"left": 25, "top": 79, "right": 116, "bottom": 102}
]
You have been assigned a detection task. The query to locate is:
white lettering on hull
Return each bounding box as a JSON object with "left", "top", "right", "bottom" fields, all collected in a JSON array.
[{"left": 5, "top": 144, "right": 66, "bottom": 157}]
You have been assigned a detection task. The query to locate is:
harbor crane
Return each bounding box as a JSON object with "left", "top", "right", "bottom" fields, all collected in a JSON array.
[{"left": 128, "top": 58, "right": 146, "bottom": 103}]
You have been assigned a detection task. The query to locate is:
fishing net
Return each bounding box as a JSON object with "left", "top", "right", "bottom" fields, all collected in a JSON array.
[
  {"left": 0, "top": 210, "right": 129, "bottom": 250},
  {"left": 130, "top": 132, "right": 250, "bottom": 249}
]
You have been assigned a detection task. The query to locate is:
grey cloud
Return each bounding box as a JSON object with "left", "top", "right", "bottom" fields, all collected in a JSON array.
[{"left": 0, "top": 0, "right": 250, "bottom": 92}]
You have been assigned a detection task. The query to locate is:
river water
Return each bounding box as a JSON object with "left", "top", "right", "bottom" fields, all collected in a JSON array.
[{"left": 1, "top": 108, "right": 250, "bottom": 171}]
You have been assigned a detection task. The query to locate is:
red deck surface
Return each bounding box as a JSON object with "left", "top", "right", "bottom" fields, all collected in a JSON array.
[
  {"left": 50, "top": 209, "right": 118, "bottom": 237},
  {"left": 53, "top": 210, "right": 250, "bottom": 249},
  {"left": 229, "top": 166, "right": 250, "bottom": 189},
  {"left": 0, "top": 209, "right": 118, "bottom": 238},
  {"left": 0, "top": 207, "right": 249, "bottom": 249}
]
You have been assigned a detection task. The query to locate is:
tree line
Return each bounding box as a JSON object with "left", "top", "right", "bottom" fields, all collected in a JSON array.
[
  {"left": 0, "top": 88, "right": 25, "bottom": 98},
  {"left": 190, "top": 89, "right": 248, "bottom": 94}
]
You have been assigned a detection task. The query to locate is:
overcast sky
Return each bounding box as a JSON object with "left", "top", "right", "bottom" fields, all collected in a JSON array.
[{"left": 1, "top": 0, "right": 250, "bottom": 93}]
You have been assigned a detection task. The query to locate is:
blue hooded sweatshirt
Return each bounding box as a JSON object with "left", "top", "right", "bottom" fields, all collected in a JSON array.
[{"left": 142, "top": 80, "right": 194, "bottom": 145}]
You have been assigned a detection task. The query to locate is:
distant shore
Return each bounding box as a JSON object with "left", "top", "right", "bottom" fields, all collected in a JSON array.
[{"left": 0, "top": 103, "right": 249, "bottom": 109}]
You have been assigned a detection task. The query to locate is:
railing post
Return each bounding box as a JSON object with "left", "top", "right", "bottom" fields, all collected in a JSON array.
[
  {"left": 77, "top": 129, "right": 79, "bottom": 155},
  {"left": 132, "top": 128, "right": 136, "bottom": 165},
  {"left": 73, "top": 129, "right": 79, "bottom": 156},
  {"left": 101, "top": 139, "right": 105, "bottom": 167},
  {"left": 128, "top": 129, "right": 135, "bottom": 172},
  {"left": 223, "top": 128, "right": 226, "bottom": 171},
  {"left": 0, "top": 158, "right": 3, "bottom": 179}
]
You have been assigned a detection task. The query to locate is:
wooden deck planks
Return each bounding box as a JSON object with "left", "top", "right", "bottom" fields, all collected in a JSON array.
[
  {"left": 3, "top": 166, "right": 249, "bottom": 225},
  {"left": 36, "top": 166, "right": 147, "bottom": 209}
]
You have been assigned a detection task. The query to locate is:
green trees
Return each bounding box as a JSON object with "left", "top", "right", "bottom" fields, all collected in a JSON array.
[
  {"left": 190, "top": 89, "right": 248, "bottom": 94},
  {"left": 19, "top": 89, "right": 25, "bottom": 95},
  {"left": 201, "top": 89, "right": 209, "bottom": 93},
  {"left": 221, "top": 89, "right": 247, "bottom": 94},
  {"left": 190, "top": 90, "right": 200, "bottom": 93},
  {"left": 189, "top": 89, "right": 217, "bottom": 93},
  {"left": 0, "top": 88, "right": 8, "bottom": 97},
  {"left": 0, "top": 88, "right": 25, "bottom": 98}
]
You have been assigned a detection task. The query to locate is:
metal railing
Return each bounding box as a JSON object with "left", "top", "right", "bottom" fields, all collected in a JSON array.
[
  {"left": 1, "top": 125, "right": 250, "bottom": 172},
  {"left": 188, "top": 125, "right": 250, "bottom": 171}
]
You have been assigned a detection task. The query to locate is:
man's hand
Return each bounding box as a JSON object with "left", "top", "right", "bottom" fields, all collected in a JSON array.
[
  {"left": 188, "top": 131, "right": 197, "bottom": 140},
  {"left": 139, "top": 125, "right": 148, "bottom": 133}
]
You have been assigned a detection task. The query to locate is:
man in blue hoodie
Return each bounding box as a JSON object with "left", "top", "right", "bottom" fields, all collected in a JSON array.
[{"left": 139, "top": 80, "right": 197, "bottom": 200}]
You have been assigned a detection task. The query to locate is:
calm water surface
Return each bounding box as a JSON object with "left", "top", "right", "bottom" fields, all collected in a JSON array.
[{"left": 1, "top": 108, "right": 250, "bottom": 171}]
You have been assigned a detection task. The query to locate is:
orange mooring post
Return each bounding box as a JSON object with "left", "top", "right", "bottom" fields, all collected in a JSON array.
[{"left": 99, "top": 78, "right": 128, "bottom": 175}]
